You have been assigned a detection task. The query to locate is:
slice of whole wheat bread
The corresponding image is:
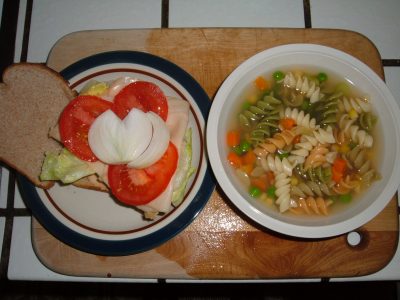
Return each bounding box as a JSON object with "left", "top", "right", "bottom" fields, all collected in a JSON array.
[{"left": 0, "top": 63, "right": 75, "bottom": 188}]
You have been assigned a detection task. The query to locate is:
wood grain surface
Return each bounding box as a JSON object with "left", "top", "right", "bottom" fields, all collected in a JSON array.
[{"left": 31, "top": 28, "right": 398, "bottom": 279}]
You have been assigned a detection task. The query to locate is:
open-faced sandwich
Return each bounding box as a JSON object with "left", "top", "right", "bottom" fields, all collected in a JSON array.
[{"left": 0, "top": 63, "right": 195, "bottom": 219}]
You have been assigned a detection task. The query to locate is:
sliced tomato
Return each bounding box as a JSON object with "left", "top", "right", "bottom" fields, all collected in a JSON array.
[
  {"left": 108, "top": 142, "right": 178, "bottom": 205},
  {"left": 112, "top": 81, "right": 168, "bottom": 121},
  {"left": 59, "top": 95, "right": 112, "bottom": 161}
]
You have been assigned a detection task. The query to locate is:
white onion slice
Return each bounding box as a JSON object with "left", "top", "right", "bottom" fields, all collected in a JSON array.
[
  {"left": 88, "top": 109, "right": 152, "bottom": 164},
  {"left": 128, "top": 112, "right": 170, "bottom": 169}
]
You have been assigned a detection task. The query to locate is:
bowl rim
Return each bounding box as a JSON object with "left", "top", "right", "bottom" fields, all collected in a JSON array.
[{"left": 207, "top": 43, "right": 400, "bottom": 238}]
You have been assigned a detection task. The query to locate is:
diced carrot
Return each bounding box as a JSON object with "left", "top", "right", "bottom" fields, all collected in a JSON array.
[
  {"left": 227, "top": 152, "right": 242, "bottom": 168},
  {"left": 333, "top": 157, "right": 347, "bottom": 173},
  {"left": 266, "top": 171, "right": 275, "bottom": 185},
  {"left": 251, "top": 177, "right": 268, "bottom": 192},
  {"left": 241, "top": 164, "right": 254, "bottom": 176},
  {"left": 279, "top": 118, "right": 296, "bottom": 130},
  {"left": 332, "top": 167, "right": 343, "bottom": 183},
  {"left": 242, "top": 150, "right": 256, "bottom": 165},
  {"left": 254, "top": 76, "right": 269, "bottom": 91},
  {"left": 332, "top": 157, "right": 347, "bottom": 183},
  {"left": 227, "top": 130, "right": 241, "bottom": 147}
]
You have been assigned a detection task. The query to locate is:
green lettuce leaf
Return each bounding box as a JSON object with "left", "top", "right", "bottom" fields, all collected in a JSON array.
[
  {"left": 40, "top": 148, "right": 95, "bottom": 184},
  {"left": 172, "top": 128, "right": 196, "bottom": 207}
]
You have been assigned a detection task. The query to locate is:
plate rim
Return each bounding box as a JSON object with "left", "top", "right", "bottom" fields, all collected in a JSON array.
[{"left": 18, "top": 50, "right": 215, "bottom": 255}]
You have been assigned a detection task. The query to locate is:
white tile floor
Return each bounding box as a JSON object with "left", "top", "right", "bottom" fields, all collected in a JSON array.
[
  {"left": 169, "top": 0, "right": 305, "bottom": 28},
  {"left": 385, "top": 67, "right": 400, "bottom": 107},
  {"left": 310, "top": 0, "right": 400, "bottom": 59},
  {"left": 0, "top": 167, "right": 9, "bottom": 209},
  {"left": 27, "top": 0, "right": 162, "bottom": 62}
]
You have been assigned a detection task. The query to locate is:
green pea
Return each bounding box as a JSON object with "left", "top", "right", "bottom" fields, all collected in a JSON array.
[
  {"left": 242, "top": 101, "right": 251, "bottom": 111},
  {"left": 239, "top": 140, "right": 252, "bottom": 153},
  {"left": 249, "top": 186, "right": 262, "bottom": 198},
  {"left": 272, "top": 71, "right": 284, "bottom": 81},
  {"left": 339, "top": 194, "right": 352, "bottom": 203},
  {"left": 266, "top": 186, "right": 276, "bottom": 198},
  {"left": 317, "top": 72, "right": 328, "bottom": 82}
]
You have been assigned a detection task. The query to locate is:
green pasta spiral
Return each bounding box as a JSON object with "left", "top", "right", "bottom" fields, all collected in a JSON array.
[
  {"left": 346, "top": 145, "right": 380, "bottom": 186},
  {"left": 294, "top": 164, "right": 332, "bottom": 184},
  {"left": 311, "top": 92, "right": 341, "bottom": 128},
  {"left": 358, "top": 112, "right": 377, "bottom": 132},
  {"left": 239, "top": 95, "right": 282, "bottom": 146}
]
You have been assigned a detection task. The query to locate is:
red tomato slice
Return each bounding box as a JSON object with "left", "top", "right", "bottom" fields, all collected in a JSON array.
[
  {"left": 108, "top": 142, "right": 178, "bottom": 205},
  {"left": 113, "top": 81, "right": 168, "bottom": 121},
  {"left": 59, "top": 95, "right": 112, "bottom": 161}
]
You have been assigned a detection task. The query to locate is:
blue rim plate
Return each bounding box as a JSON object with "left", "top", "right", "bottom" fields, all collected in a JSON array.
[{"left": 18, "top": 51, "right": 215, "bottom": 256}]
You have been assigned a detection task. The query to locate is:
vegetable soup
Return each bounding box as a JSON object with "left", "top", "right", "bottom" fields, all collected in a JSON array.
[{"left": 226, "top": 68, "right": 381, "bottom": 216}]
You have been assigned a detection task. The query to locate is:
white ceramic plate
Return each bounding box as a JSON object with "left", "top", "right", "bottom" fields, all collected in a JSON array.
[
  {"left": 19, "top": 51, "right": 214, "bottom": 255},
  {"left": 207, "top": 44, "right": 400, "bottom": 238}
]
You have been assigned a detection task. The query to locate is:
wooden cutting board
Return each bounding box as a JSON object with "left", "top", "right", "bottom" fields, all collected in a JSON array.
[{"left": 31, "top": 28, "right": 398, "bottom": 279}]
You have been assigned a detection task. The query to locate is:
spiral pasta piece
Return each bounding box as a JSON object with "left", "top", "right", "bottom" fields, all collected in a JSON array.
[
  {"left": 313, "top": 126, "right": 336, "bottom": 144},
  {"left": 287, "top": 127, "right": 334, "bottom": 166},
  {"left": 260, "top": 154, "right": 294, "bottom": 176},
  {"left": 283, "top": 72, "right": 324, "bottom": 103},
  {"left": 238, "top": 95, "right": 283, "bottom": 146},
  {"left": 275, "top": 173, "right": 291, "bottom": 212},
  {"left": 339, "top": 115, "right": 373, "bottom": 147},
  {"left": 346, "top": 145, "right": 378, "bottom": 185},
  {"left": 250, "top": 115, "right": 281, "bottom": 146},
  {"left": 338, "top": 96, "right": 371, "bottom": 113},
  {"left": 304, "top": 144, "right": 329, "bottom": 170},
  {"left": 358, "top": 112, "right": 377, "bottom": 132},
  {"left": 254, "top": 129, "right": 297, "bottom": 157},
  {"left": 281, "top": 107, "right": 317, "bottom": 129},
  {"left": 291, "top": 181, "right": 332, "bottom": 198},
  {"left": 288, "top": 134, "right": 316, "bottom": 165},
  {"left": 293, "top": 164, "right": 332, "bottom": 184},
  {"left": 332, "top": 175, "right": 361, "bottom": 195},
  {"left": 312, "top": 92, "right": 340, "bottom": 128},
  {"left": 290, "top": 197, "right": 333, "bottom": 215}
]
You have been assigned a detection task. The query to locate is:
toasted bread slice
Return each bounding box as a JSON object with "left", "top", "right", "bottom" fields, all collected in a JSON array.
[{"left": 0, "top": 63, "right": 75, "bottom": 188}]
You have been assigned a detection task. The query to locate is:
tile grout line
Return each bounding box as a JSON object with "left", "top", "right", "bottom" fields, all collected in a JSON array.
[
  {"left": 0, "top": 0, "right": 20, "bottom": 80},
  {"left": 161, "top": 0, "right": 169, "bottom": 28},
  {"left": 20, "top": 0, "right": 33, "bottom": 62},
  {"left": 0, "top": 170, "right": 16, "bottom": 280},
  {"left": 303, "top": 0, "right": 312, "bottom": 29},
  {"left": 383, "top": 59, "right": 400, "bottom": 67}
]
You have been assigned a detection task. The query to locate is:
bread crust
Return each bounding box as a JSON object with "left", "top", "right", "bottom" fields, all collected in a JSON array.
[{"left": 0, "top": 63, "right": 75, "bottom": 188}]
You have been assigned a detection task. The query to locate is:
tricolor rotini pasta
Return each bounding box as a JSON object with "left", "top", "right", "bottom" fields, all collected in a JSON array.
[
  {"left": 338, "top": 96, "right": 371, "bottom": 113},
  {"left": 282, "top": 72, "right": 324, "bottom": 103},
  {"left": 226, "top": 69, "right": 380, "bottom": 216},
  {"left": 280, "top": 107, "right": 317, "bottom": 129},
  {"left": 290, "top": 197, "right": 333, "bottom": 215}
]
